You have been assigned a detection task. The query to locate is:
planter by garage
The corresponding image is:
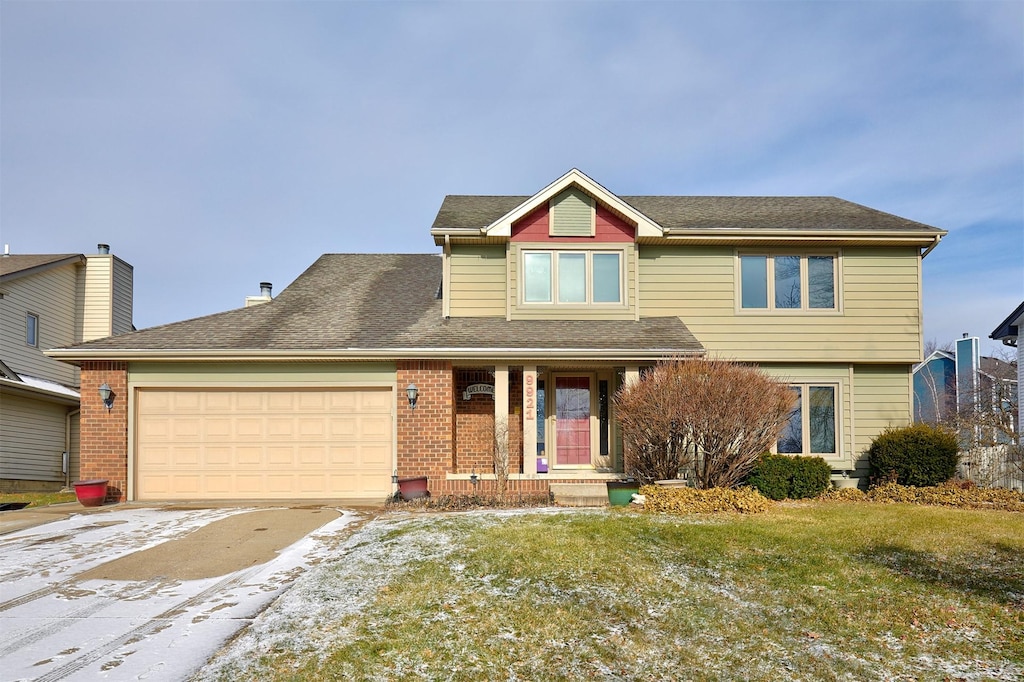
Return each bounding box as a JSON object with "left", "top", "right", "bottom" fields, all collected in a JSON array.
[
  {"left": 606, "top": 480, "right": 640, "bottom": 507},
  {"left": 73, "top": 479, "right": 109, "bottom": 507},
  {"left": 397, "top": 476, "right": 430, "bottom": 501}
]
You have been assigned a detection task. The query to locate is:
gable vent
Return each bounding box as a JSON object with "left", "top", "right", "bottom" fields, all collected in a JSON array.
[{"left": 550, "top": 188, "right": 595, "bottom": 237}]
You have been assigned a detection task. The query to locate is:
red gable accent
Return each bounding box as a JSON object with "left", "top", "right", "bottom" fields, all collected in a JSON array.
[{"left": 511, "top": 205, "right": 635, "bottom": 243}]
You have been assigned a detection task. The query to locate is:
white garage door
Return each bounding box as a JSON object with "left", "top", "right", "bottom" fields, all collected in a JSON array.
[{"left": 135, "top": 388, "right": 393, "bottom": 501}]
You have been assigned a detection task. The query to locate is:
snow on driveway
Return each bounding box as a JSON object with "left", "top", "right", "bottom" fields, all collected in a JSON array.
[{"left": 0, "top": 506, "right": 359, "bottom": 682}]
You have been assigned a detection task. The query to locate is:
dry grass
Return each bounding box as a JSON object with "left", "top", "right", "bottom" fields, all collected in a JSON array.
[
  {"left": 0, "top": 491, "right": 77, "bottom": 508},
  {"left": 202, "top": 504, "right": 1024, "bottom": 682}
]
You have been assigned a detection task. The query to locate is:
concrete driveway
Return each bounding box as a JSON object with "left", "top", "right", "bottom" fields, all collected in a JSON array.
[{"left": 0, "top": 503, "right": 361, "bottom": 681}]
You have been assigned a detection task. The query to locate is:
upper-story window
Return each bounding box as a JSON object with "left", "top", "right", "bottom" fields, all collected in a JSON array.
[
  {"left": 26, "top": 313, "right": 39, "bottom": 347},
  {"left": 739, "top": 253, "right": 837, "bottom": 311},
  {"left": 522, "top": 250, "right": 623, "bottom": 305}
]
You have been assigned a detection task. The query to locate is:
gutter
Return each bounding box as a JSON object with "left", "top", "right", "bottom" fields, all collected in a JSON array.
[{"left": 920, "top": 233, "right": 943, "bottom": 259}]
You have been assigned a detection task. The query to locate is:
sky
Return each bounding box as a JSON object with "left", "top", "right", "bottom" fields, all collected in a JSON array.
[{"left": 1, "top": 0, "right": 1021, "bottom": 358}]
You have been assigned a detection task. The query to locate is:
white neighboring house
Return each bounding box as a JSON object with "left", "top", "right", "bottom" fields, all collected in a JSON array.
[
  {"left": 991, "top": 301, "right": 1024, "bottom": 442},
  {"left": 0, "top": 245, "right": 133, "bottom": 492}
]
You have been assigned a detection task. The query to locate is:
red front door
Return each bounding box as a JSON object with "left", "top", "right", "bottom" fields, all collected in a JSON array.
[{"left": 555, "top": 376, "right": 590, "bottom": 466}]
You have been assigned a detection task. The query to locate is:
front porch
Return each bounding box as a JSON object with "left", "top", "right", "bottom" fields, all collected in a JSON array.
[{"left": 396, "top": 361, "right": 644, "bottom": 498}]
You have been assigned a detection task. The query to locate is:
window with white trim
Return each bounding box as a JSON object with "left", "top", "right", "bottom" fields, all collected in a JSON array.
[
  {"left": 740, "top": 253, "right": 837, "bottom": 311},
  {"left": 778, "top": 384, "right": 838, "bottom": 455},
  {"left": 522, "top": 250, "right": 623, "bottom": 305},
  {"left": 26, "top": 313, "right": 39, "bottom": 347}
]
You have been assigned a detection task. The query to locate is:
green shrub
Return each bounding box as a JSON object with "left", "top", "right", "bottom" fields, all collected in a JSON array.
[
  {"left": 745, "top": 453, "right": 832, "bottom": 500},
  {"left": 867, "top": 423, "right": 959, "bottom": 487}
]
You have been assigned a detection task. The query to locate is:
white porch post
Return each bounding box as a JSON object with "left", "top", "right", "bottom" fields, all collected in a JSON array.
[
  {"left": 494, "top": 365, "right": 509, "bottom": 475},
  {"left": 522, "top": 365, "right": 538, "bottom": 475},
  {"left": 625, "top": 366, "right": 640, "bottom": 387}
]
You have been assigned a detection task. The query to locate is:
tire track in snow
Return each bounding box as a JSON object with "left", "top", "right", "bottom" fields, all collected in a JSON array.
[{"left": 29, "top": 567, "right": 263, "bottom": 682}]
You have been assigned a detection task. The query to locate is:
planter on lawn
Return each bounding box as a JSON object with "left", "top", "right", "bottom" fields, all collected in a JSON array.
[
  {"left": 833, "top": 476, "right": 860, "bottom": 490},
  {"left": 73, "top": 479, "right": 109, "bottom": 507},
  {"left": 606, "top": 480, "right": 640, "bottom": 507},
  {"left": 397, "top": 476, "right": 430, "bottom": 501}
]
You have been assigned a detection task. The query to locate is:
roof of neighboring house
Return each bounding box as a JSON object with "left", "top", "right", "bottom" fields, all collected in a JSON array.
[
  {"left": 0, "top": 254, "right": 84, "bottom": 281},
  {"left": 431, "top": 195, "right": 944, "bottom": 234},
  {"left": 980, "top": 356, "right": 1017, "bottom": 381},
  {"left": 49, "top": 254, "right": 704, "bottom": 360},
  {"left": 990, "top": 301, "right": 1024, "bottom": 342}
]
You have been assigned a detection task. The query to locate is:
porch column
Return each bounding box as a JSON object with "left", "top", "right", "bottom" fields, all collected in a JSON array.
[
  {"left": 494, "top": 365, "right": 509, "bottom": 475},
  {"left": 625, "top": 366, "right": 641, "bottom": 387},
  {"left": 522, "top": 365, "right": 538, "bottom": 475}
]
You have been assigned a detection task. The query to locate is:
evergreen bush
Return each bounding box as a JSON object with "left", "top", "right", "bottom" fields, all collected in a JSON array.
[
  {"left": 867, "top": 423, "right": 959, "bottom": 487},
  {"left": 746, "top": 453, "right": 832, "bottom": 500}
]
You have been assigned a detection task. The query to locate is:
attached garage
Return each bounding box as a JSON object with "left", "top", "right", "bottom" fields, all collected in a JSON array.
[{"left": 135, "top": 387, "right": 393, "bottom": 501}]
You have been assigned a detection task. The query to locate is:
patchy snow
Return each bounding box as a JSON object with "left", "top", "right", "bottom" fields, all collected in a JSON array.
[{"left": 0, "top": 506, "right": 359, "bottom": 681}]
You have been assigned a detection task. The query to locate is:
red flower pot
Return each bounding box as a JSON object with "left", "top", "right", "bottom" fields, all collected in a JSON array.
[
  {"left": 73, "top": 479, "right": 108, "bottom": 507},
  {"left": 397, "top": 476, "right": 429, "bottom": 501}
]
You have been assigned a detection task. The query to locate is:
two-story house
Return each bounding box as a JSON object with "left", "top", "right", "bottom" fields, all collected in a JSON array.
[
  {"left": 49, "top": 170, "right": 945, "bottom": 503},
  {"left": 0, "top": 245, "right": 133, "bottom": 492}
]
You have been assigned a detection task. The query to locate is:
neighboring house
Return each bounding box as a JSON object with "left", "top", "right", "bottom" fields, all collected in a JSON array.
[
  {"left": 913, "top": 337, "right": 1018, "bottom": 432},
  {"left": 0, "top": 245, "right": 133, "bottom": 491},
  {"left": 991, "top": 301, "right": 1024, "bottom": 440},
  {"left": 49, "top": 169, "right": 946, "bottom": 503}
]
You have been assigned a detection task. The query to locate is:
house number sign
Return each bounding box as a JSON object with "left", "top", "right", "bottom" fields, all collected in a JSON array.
[
  {"left": 525, "top": 374, "right": 535, "bottom": 421},
  {"left": 463, "top": 383, "right": 495, "bottom": 401}
]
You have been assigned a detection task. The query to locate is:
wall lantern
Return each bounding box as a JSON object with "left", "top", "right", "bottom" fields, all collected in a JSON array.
[
  {"left": 98, "top": 383, "right": 114, "bottom": 410},
  {"left": 406, "top": 383, "right": 419, "bottom": 409},
  {"left": 392, "top": 470, "right": 399, "bottom": 485},
  {"left": 469, "top": 471, "right": 479, "bottom": 487}
]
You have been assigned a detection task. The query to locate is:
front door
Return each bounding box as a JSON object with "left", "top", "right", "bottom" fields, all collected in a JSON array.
[{"left": 555, "top": 376, "right": 591, "bottom": 466}]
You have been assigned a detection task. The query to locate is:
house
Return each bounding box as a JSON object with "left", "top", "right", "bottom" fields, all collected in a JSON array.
[
  {"left": 0, "top": 245, "right": 133, "bottom": 492},
  {"left": 991, "top": 301, "right": 1023, "bottom": 440},
  {"left": 48, "top": 169, "right": 946, "bottom": 503},
  {"left": 914, "top": 336, "right": 1018, "bottom": 428}
]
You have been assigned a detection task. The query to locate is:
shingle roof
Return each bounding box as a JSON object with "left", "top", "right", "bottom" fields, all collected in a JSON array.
[
  {"left": 58, "top": 254, "right": 703, "bottom": 357},
  {"left": 0, "top": 254, "right": 83, "bottom": 279},
  {"left": 431, "top": 195, "right": 943, "bottom": 233}
]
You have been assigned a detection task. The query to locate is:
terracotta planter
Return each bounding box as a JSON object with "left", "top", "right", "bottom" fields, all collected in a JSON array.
[
  {"left": 73, "top": 479, "right": 108, "bottom": 507},
  {"left": 397, "top": 476, "right": 429, "bottom": 501}
]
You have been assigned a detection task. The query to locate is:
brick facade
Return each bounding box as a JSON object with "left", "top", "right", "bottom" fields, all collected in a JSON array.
[
  {"left": 79, "top": 361, "right": 129, "bottom": 502},
  {"left": 453, "top": 368, "right": 524, "bottom": 475},
  {"left": 396, "top": 360, "right": 455, "bottom": 493}
]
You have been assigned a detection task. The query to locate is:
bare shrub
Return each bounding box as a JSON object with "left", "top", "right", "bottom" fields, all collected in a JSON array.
[{"left": 615, "top": 358, "right": 797, "bottom": 488}]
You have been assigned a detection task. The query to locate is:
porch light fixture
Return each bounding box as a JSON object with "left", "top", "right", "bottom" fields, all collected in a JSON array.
[
  {"left": 470, "top": 471, "right": 479, "bottom": 487},
  {"left": 98, "top": 383, "right": 114, "bottom": 410},
  {"left": 392, "top": 470, "right": 399, "bottom": 485},
  {"left": 406, "top": 383, "right": 419, "bottom": 409}
]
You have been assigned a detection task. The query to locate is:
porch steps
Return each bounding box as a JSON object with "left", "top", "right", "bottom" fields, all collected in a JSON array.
[{"left": 550, "top": 483, "right": 608, "bottom": 507}]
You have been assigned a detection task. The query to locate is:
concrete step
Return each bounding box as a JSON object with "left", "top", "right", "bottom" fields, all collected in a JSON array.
[{"left": 549, "top": 483, "right": 609, "bottom": 507}]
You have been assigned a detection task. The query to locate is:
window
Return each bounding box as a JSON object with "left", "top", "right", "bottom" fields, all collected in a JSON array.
[
  {"left": 739, "top": 254, "right": 837, "bottom": 311},
  {"left": 26, "top": 313, "right": 39, "bottom": 347},
  {"left": 778, "top": 384, "right": 837, "bottom": 455},
  {"left": 521, "top": 250, "right": 623, "bottom": 305}
]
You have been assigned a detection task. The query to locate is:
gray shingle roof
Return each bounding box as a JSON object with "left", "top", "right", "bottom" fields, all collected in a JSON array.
[
  {"left": 0, "top": 254, "right": 83, "bottom": 279},
  {"left": 60, "top": 254, "right": 703, "bottom": 356},
  {"left": 431, "top": 195, "right": 943, "bottom": 233}
]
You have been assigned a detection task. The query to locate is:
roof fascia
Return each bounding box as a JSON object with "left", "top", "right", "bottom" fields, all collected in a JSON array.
[
  {"left": 482, "top": 169, "right": 664, "bottom": 239},
  {"left": 659, "top": 230, "right": 946, "bottom": 243},
  {"left": 0, "top": 255, "right": 85, "bottom": 283},
  {"left": 47, "top": 347, "right": 704, "bottom": 364},
  {"left": 990, "top": 301, "right": 1024, "bottom": 341}
]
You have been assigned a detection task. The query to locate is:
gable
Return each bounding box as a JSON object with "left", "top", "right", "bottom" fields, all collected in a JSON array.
[
  {"left": 550, "top": 188, "right": 593, "bottom": 237},
  {"left": 511, "top": 202, "right": 635, "bottom": 243}
]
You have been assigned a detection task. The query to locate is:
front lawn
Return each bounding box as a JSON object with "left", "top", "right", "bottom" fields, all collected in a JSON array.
[
  {"left": 0, "top": 491, "right": 77, "bottom": 508},
  {"left": 201, "top": 504, "right": 1024, "bottom": 681}
]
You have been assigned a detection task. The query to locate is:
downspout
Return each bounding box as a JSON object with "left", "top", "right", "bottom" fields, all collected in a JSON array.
[
  {"left": 443, "top": 235, "right": 451, "bottom": 319},
  {"left": 921, "top": 234, "right": 943, "bottom": 259},
  {"left": 65, "top": 408, "right": 80, "bottom": 489}
]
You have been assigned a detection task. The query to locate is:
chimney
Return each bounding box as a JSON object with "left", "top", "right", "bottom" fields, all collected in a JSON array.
[
  {"left": 97, "top": 243, "right": 110, "bottom": 255},
  {"left": 3, "top": 244, "right": 9, "bottom": 257},
  {"left": 245, "top": 281, "right": 273, "bottom": 307}
]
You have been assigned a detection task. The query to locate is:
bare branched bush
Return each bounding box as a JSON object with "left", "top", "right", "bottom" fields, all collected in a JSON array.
[{"left": 615, "top": 358, "right": 797, "bottom": 488}]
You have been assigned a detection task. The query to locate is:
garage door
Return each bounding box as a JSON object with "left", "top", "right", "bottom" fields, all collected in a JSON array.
[{"left": 135, "top": 389, "right": 393, "bottom": 501}]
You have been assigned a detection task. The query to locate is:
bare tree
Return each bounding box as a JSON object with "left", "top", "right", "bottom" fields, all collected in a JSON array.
[{"left": 615, "top": 358, "right": 797, "bottom": 488}]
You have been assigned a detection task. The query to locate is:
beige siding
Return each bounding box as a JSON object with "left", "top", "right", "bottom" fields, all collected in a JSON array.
[
  {"left": 759, "top": 363, "right": 854, "bottom": 468},
  {"left": 112, "top": 257, "right": 134, "bottom": 335},
  {"left": 81, "top": 254, "right": 113, "bottom": 341},
  {"left": 638, "top": 245, "right": 923, "bottom": 362},
  {"left": 550, "top": 188, "right": 594, "bottom": 237},
  {"left": 0, "top": 393, "right": 68, "bottom": 481},
  {"left": 449, "top": 245, "right": 506, "bottom": 317},
  {"left": 508, "top": 242, "right": 637, "bottom": 320},
  {"left": 0, "top": 264, "right": 80, "bottom": 386},
  {"left": 852, "top": 364, "right": 913, "bottom": 471},
  {"left": 69, "top": 411, "right": 80, "bottom": 483}
]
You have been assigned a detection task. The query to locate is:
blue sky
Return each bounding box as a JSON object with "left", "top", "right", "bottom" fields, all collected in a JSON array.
[{"left": 2, "top": 1, "right": 1021, "bottom": 357}]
